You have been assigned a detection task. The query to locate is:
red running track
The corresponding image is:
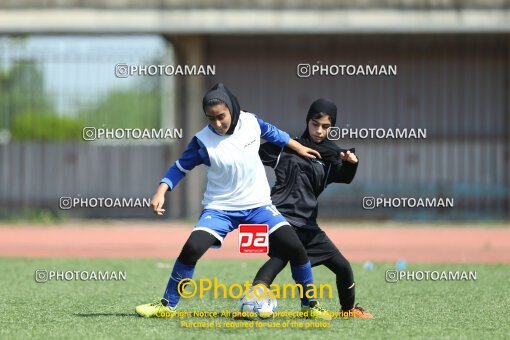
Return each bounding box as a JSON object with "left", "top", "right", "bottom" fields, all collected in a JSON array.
[{"left": 0, "top": 222, "right": 509, "bottom": 263}]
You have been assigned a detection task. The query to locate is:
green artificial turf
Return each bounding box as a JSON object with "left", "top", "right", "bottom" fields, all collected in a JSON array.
[{"left": 0, "top": 258, "right": 508, "bottom": 339}]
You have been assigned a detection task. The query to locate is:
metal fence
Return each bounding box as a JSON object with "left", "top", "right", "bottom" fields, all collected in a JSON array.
[
  {"left": 0, "top": 34, "right": 508, "bottom": 220},
  {"left": 206, "top": 34, "right": 509, "bottom": 220},
  {"left": 0, "top": 142, "right": 175, "bottom": 218}
]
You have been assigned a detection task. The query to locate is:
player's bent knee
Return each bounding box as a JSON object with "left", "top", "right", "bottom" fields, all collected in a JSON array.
[
  {"left": 337, "top": 263, "right": 353, "bottom": 278},
  {"left": 333, "top": 258, "right": 354, "bottom": 284},
  {"left": 178, "top": 242, "right": 204, "bottom": 265},
  {"left": 177, "top": 230, "right": 217, "bottom": 265},
  {"left": 287, "top": 243, "right": 308, "bottom": 265},
  {"left": 268, "top": 225, "right": 309, "bottom": 265}
]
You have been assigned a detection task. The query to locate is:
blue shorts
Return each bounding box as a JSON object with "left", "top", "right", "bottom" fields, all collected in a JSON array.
[{"left": 193, "top": 204, "right": 289, "bottom": 248}]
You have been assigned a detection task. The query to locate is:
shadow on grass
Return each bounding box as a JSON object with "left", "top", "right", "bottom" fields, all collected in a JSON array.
[
  {"left": 72, "top": 312, "right": 236, "bottom": 319},
  {"left": 73, "top": 313, "right": 135, "bottom": 317},
  {"left": 73, "top": 310, "right": 283, "bottom": 321}
]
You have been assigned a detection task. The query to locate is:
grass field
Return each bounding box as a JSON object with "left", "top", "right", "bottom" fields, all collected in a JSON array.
[{"left": 0, "top": 258, "right": 508, "bottom": 339}]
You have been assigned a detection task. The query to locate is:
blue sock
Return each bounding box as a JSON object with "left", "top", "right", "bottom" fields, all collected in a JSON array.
[
  {"left": 163, "top": 260, "right": 195, "bottom": 308},
  {"left": 291, "top": 261, "right": 316, "bottom": 307}
]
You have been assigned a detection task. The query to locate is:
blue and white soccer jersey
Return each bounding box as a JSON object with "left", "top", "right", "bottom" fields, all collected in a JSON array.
[
  {"left": 160, "top": 111, "right": 290, "bottom": 205},
  {"left": 195, "top": 204, "right": 288, "bottom": 247},
  {"left": 160, "top": 111, "right": 292, "bottom": 247}
]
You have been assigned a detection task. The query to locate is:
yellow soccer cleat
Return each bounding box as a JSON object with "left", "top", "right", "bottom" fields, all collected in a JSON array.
[
  {"left": 135, "top": 299, "right": 177, "bottom": 318},
  {"left": 301, "top": 301, "right": 332, "bottom": 321}
]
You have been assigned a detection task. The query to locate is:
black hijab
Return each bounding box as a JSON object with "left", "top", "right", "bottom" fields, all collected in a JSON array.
[
  {"left": 202, "top": 83, "right": 241, "bottom": 135},
  {"left": 299, "top": 98, "right": 343, "bottom": 166}
]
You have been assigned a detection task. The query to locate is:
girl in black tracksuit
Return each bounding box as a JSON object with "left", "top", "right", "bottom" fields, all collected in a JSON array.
[{"left": 252, "top": 98, "right": 372, "bottom": 318}]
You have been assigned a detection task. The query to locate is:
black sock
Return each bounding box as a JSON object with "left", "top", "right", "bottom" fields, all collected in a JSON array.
[
  {"left": 322, "top": 252, "right": 355, "bottom": 310},
  {"left": 339, "top": 282, "right": 355, "bottom": 310}
]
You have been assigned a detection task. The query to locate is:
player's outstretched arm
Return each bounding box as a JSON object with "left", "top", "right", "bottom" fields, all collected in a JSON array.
[
  {"left": 328, "top": 148, "right": 359, "bottom": 184},
  {"left": 257, "top": 116, "right": 321, "bottom": 159},
  {"left": 340, "top": 149, "right": 358, "bottom": 164},
  {"left": 287, "top": 139, "right": 321, "bottom": 159},
  {"left": 152, "top": 137, "right": 208, "bottom": 216},
  {"left": 151, "top": 183, "right": 168, "bottom": 215}
]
